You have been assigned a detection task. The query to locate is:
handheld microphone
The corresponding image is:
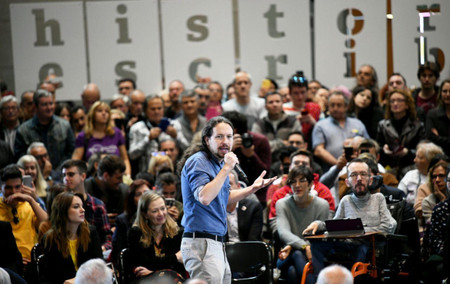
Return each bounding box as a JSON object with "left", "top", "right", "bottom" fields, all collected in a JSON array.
[{"left": 234, "top": 164, "right": 249, "bottom": 185}]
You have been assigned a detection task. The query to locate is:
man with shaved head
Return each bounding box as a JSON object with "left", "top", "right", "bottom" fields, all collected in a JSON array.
[{"left": 81, "top": 83, "right": 101, "bottom": 112}]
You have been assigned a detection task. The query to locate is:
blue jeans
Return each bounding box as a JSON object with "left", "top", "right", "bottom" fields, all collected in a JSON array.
[
  {"left": 310, "top": 239, "right": 370, "bottom": 280},
  {"left": 277, "top": 249, "right": 314, "bottom": 284}
]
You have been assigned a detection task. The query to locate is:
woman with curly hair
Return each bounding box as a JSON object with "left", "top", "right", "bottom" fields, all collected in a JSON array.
[
  {"left": 128, "top": 191, "right": 185, "bottom": 282},
  {"left": 41, "top": 192, "right": 102, "bottom": 284},
  {"left": 72, "top": 101, "right": 131, "bottom": 175}
]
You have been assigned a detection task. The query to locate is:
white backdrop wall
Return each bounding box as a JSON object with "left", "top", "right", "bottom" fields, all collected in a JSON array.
[{"left": 7, "top": 0, "right": 450, "bottom": 101}]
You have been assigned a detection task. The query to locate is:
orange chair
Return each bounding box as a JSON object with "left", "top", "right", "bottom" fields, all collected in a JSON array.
[{"left": 300, "top": 262, "right": 313, "bottom": 284}]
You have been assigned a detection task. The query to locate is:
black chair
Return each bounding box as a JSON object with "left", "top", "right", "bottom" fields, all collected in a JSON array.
[
  {"left": 119, "top": 248, "right": 132, "bottom": 284},
  {"left": 225, "top": 241, "right": 273, "bottom": 284},
  {"left": 27, "top": 243, "right": 43, "bottom": 284}
]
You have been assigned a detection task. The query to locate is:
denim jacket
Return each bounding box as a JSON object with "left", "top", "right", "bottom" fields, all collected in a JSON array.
[{"left": 14, "top": 115, "right": 75, "bottom": 168}]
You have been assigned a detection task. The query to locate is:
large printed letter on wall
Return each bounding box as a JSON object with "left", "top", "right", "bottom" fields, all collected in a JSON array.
[
  {"left": 392, "top": 0, "right": 449, "bottom": 87},
  {"left": 315, "top": 0, "right": 386, "bottom": 89},
  {"left": 161, "top": 0, "right": 234, "bottom": 89},
  {"left": 86, "top": 0, "right": 162, "bottom": 98},
  {"left": 10, "top": 2, "right": 87, "bottom": 101},
  {"left": 238, "top": 0, "right": 312, "bottom": 92}
]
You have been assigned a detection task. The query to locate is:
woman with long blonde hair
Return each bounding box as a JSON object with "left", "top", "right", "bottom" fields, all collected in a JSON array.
[
  {"left": 128, "top": 191, "right": 185, "bottom": 282},
  {"left": 41, "top": 192, "right": 102, "bottom": 284},
  {"left": 72, "top": 101, "right": 131, "bottom": 175}
]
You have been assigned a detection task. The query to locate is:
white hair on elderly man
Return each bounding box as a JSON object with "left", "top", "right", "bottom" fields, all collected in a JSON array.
[{"left": 75, "top": 258, "right": 113, "bottom": 284}]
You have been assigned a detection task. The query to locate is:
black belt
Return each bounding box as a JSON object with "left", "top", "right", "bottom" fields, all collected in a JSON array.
[{"left": 183, "top": 232, "right": 225, "bottom": 242}]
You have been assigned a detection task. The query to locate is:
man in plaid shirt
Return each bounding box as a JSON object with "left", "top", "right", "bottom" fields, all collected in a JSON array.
[{"left": 61, "top": 159, "right": 112, "bottom": 251}]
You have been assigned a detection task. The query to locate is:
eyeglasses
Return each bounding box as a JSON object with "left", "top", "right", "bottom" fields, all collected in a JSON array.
[
  {"left": 1, "top": 106, "right": 18, "bottom": 111},
  {"left": 431, "top": 174, "right": 446, "bottom": 181},
  {"left": 11, "top": 207, "right": 19, "bottom": 224},
  {"left": 349, "top": 172, "right": 370, "bottom": 179},
  {"left": 34, "top": 153, "right": 49, "bottom": 160},
  {"left": 63, "top": 172, "right": 80, "bottom": 178}
]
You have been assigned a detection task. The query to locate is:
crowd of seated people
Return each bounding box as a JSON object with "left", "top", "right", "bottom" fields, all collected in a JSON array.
[{"left": 0, "top": 60, "right": 450, "bottom": 283}]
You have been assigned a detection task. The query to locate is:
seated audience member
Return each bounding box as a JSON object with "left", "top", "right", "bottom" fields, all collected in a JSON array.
[
  {"left": 360, "top": 154, "right": 406, "bottom": 203},
  {"left": 276, "top": 166, "right": 329, "bottom": 284},
  {"left": 156, "top": 172, "right": 183, "bottom": 223},
  {"left": 222, "top": 71, "right": 266, "bottom": 128},
  {"left": 72, "top": 101, "right": 131, "bottom": 176},
  {"left": 129, "top": 94, "right": 177, "bottom": 173},
  {"left": 19, "top": 90, "right": 35, "bottom": 122},
  {"left": 312, "top": 90, "right": 369, "bottom": 170},
  {"left": 110, "top": 108, "right": 126, "bottom": 138},
  {"left": 315, "top": 88, "right": 330, "bottom": 118},
  {"left": 27, "top": 142, "right": 62, "bottom": 185},
  {"left": 75, "top": 258, "right": 113, "bottom": 284},
  {"left": 268, "top": 145, "right": 297, "bottom": 188},
  {"left": 41, "top": 192, "right": 102, "bottom": 284},
  {"left": 62, "top": 159, "right": 112, "bottom": 251},
  {"left": 286, "top": 131, "right": 323, "bottom": 175},
  {"left": 205, "top": 81, "right": 224, "bottom": 120},
  {"left": 81, "top": 83, "right": 101, "bottom": 112},
  {"left": 38, "top": 183, "right": 66, "bottom": 239},
  {"left": 222, "top": 111, "right": 271, "bottom": 203},
  {"left": 128, "top": 192, "right": 185, "bottom": 281},
  {"left": 55, "top": 102, "right": 72, "bottom": 122},
  {"left": 110, "top": 94, "right": 129, "bottom": 117},
  {"left": 258, "top": 78, "right": 278, "bottom": 99},
  {"left": 148, "top": 153, "right": 174, "bottom": 177},
  {"left": 118, "top": 78, "right": 135, "bottom": 97},
  {"left": 85, "top": 155, "right": 128, "bottom": 216},
  {"left": 226, "top": 170, "right": 263, "bottom": 242},
  {"left": 0, "top": 95, "right": 20, "bottom": 152},
  {"left": 252, "top": 91, "right": 302, "bottom": 153},
  {"left": 0, "top": 165, "right": 48, "bottom": 268},
  {"left": 379, "top": 72, "right": 409, "bottom": 108},
  {"left": 412, "top": 62, "right": 440, "bottom": 116},
  {"left": 14, "top": 89, "right": 75, "bottom": 169},
  {"left": 333, "top": 141, "right": 400, "bottom": 202},
  {"left": 376, "top": 90, "right": 425, "bottom": 177},
  {"left": 159, "top": 138, "right": 181, "bottom": 173},
  {"left": 164, "top": 80, "right": 185, "bottom": 119},
  {"left": 173, "top": 90, "right": 206, "bottom": 151},
  {"left": 194, "top": 83, "right": 211, "bottom": 116},
  {"left": 283, "top": 71, "right": 321, "bottom": 144},
  {"left": 126, "top": 90, "right": 146, "bottom": 129},
  {"left": 422, "top": 162, "right": 449, "bottom": 223},
  {"left": 426, "top": 79, "right": 450, "bottom": 157},
  {"left": 307, "top": 79, "right": 321, "bottom": 101},
  {"left": 0, "top": 220, "right": 25, "bottom": 283},
  {"left": 269, "top": 150, "right": 335, "bottom": 231},
  {"left": 398, "top": 141, "right": 443, "bottom": 206},
  {"left": 303, "top": 159, "right": 396, "bottom": 280},
  {"left": 353, "top": 64, "right": 379, "bottom": 92},
  {"left": 110, "top": 179, "right": 150, "bottom": 266},
  {"left": 71, "top": 105, "right": 87, "bottom": 138},
  {"left": 17, "top": 155, "right": 48, "bottom": 201},
  {"left": 422, "top": 164, "right": 450, "bottom": 284},
  {"left": 348, "top": 86, "right": 384, "bottom": 139},
  {"left": 316, "top": 264, "right": 353, "bottom": 284}
]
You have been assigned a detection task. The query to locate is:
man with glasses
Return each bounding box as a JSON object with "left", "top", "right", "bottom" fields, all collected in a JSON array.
[
  {"left": 118, "top": 78, "right": 135, "bottom": 96},
  {"left": 0, "top": 165, "right": 48, "bottom": 270},
  {"left": 62, "top": 159, "right": 112, "bottom": 252},
  {"left": 27, "top": 142, "right": 62, "bottom": 186},
  {"left": 15, "top": 89, "right": 75, "bottom": 169},
  {"left": 303, "top": 158, "right": 396, "bottom": 280},
  {"left": 0, "top": 95, "right": 20, "bottom": 152}
]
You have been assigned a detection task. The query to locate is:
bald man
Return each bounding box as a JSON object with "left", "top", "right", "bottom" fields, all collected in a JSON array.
[{"left": 81, "top": 83, "right": 101, "bottom": 112}]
